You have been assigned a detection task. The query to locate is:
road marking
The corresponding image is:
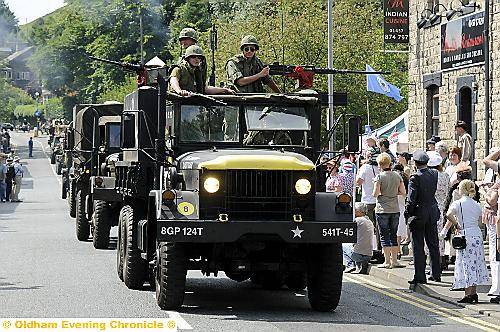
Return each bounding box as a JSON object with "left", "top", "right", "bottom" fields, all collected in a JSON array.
[
  {"left": 350, "top": 274, "right": 500, "bottom": 330},
  {"left": 165, "top": 311, "right": 193, "bottom": 330},
  {"left": 346, "top": 275, "right": 498, "bottom": 332},
  {"left": 34, "top": 138, "right": 61, "bottom": 185}
]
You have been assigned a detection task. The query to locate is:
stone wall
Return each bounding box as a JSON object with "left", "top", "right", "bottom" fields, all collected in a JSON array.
[{"left": 408, "top": 0, "right": 494, "bottom": 177}]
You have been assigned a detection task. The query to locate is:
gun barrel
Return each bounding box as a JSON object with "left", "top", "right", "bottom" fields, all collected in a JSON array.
[
  {"left": 268, "top": 64, "right": 388, "bottom": 76},
  {"left": 88, "top": 55, "right": 143, "bottom": 72}
]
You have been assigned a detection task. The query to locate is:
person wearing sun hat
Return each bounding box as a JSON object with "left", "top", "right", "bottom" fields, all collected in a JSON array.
[{"left": 11, "top": 156, "right": 23, "bottom": 202}]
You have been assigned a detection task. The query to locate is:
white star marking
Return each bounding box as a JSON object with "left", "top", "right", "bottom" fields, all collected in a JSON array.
[{"left": 291, "top": 226, "right": 304, "bottom": 238}]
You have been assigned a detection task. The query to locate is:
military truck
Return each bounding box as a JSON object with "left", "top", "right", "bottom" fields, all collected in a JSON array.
[
  {"left": 112, "top": 71, "right": 359, "bottom": 312},
  {"left": 89, "top": 115, "right": 122, "bottom": 249},
  {"left": 66, "top": 103, "right": 123, "bottom": 243}
]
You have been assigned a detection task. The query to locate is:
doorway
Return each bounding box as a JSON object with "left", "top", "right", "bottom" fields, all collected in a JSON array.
[{"left": 458, "top": 87, "right": 472, "bottom": 134}]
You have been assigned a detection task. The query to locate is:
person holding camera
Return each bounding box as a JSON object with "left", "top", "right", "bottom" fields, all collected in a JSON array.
[
  {"left": 442, "top": 180, "right": 489, "bottom": 304},
  {"left": 481, "top": 149, "right": 500, "bottom": 304}
]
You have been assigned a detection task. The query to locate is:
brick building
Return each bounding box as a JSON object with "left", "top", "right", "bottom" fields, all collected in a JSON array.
[{"left": 408, "top": 0, "right": 495, "bottom": 177}]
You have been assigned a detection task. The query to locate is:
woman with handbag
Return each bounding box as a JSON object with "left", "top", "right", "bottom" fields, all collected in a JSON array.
[{"left": 441, "top": 180, "right": 489, "bottom": 304}]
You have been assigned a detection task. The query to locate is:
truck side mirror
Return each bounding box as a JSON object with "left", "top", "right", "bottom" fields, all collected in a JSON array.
[{"left": 347, "top": 116, "right": 361, "bottom": 153}]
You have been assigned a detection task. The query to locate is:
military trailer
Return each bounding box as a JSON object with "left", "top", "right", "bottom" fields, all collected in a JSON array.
[
  {"left": 113, "top": 72, "right": 359, "bottom": 312},
  {"left": 67, "top": 103, "right": 123, "bottom": 243}
]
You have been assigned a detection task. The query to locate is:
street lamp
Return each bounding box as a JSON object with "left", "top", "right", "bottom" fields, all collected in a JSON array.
[
  {"left": 428, "top": 3, "right": 449, "bottom": 25},
  {"left": 416, "top": 9, "right": 433, "bottom": 29},
  {"left": 445, "top": 0, "right": 480, "bottom": 20}
]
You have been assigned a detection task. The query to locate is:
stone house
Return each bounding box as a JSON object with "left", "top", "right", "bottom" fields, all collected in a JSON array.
[
  {"left": 408, "top": 0, "right": 497, "bottom": 178},
  {"left": 1, "top": 46, "right": 40, "bottom": 95}
]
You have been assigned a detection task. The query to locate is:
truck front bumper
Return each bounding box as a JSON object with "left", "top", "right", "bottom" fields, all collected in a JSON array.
[{"left": 156, "top": 220, "right": 356, "bottom": 243}]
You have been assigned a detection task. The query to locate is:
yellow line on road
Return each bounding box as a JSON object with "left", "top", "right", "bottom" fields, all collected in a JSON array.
[
  {"left": 349, "top": 274, "right": 500, "bottom": 330},
  {"left": 345, "top": 275, "right": 498, "bottom": 332}
]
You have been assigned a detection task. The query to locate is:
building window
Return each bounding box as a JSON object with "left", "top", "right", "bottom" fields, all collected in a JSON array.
[
  {"left": 426, "top": 85, "right": 439, "bottom": 139},
  {"left": 432, "top": 93, "right": 439, "bottom": 136}
]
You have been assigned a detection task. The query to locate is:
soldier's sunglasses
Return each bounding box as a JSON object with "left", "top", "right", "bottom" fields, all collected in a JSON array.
[{"left": 243, "top": 46, "right": 256, "bottom": 52}]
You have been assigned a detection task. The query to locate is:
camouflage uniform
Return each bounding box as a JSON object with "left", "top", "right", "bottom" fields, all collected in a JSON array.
[
  {"left": 176, "top": 28, "right": 208, "bottom": 79},
  {"left": 225, "top": 55, "right": 271, "bottom": 93},
  {"left": 169, "top": 60, "right": 206, "bottom": 93}
]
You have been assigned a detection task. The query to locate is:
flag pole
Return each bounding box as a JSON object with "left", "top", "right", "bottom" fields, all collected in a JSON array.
[{"left": 366, "top": 97, "right": 370, "bottom": 127}]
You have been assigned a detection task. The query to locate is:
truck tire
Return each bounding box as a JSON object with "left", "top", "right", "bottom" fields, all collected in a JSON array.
[
  {"left": 50, "top": 152, "right": 56, "bottom": 164},
  {"left": 285, "top": 272, "right": 307, "bottom": 291},
  {"left": 307, "top": 244, "right": 343, "bottom": 312},
  {"left": 156, "top": 242, "right": 187, "bottom": 310},
  {"left": 122, "top": 205, "right": 147, "bottom": 289},
  {"left": 68, "top": 181, "right": 76, "bottom": 218},
  {"left": 56, "top": 162, "right": 62, "bottom": 175},
  {"left": 75, "top": 190, "right": 90, "bottom": 241},
  {"left": 61, "top": 176, "right": 68, "bottom": 199},
  {"left": 92, "top": 200, "right": 111, "bottom": 249},
  {"left": 117, "top": 208, "right": 125, "bottom": 281}
]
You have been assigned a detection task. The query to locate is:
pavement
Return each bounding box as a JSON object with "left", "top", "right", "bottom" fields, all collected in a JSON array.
[
  {"left": 367, "top": 246, "right": 500, "bottom": 321},
  {"left": 2, "top": 130, "right": 500, "bottom": 331}
]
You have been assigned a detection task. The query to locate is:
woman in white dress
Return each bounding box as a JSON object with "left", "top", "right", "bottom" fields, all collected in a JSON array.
[{"left": 442, "top": 180, "right": 489, "bottom": 304}]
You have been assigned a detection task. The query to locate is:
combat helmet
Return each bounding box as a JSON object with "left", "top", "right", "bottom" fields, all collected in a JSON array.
[
  {"left": 184, "top": 45, "right": 205, "bottom": 59},
  {"left": 178, "top": 28, "right": 198, "bottom": 42},
  {"left": 240, "top": 35, "right": 259, "bottom": 50}
]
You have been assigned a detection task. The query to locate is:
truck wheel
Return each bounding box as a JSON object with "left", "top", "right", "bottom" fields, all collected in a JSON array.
[
  {"left": 307, "top": 244, "right": 343, "bottom": 312},
  {"left": 122, "top": 205, "right": 147, "bottom": 289},
  {"left": 285, "top": 272, "right": 307, "bottom": 291},
  {"left": 156, "top": 242, "right": 187, "bottom": 310},
  {"left": 68, "top": 181, "right": 76, "bottom": 218},
  {"left": 50, "top": 153, "right": 56, "bottom": 164},
  {"left": 61, "top": 176, "right": 68, "bottom": 199},
  {"left": 75, "top": 190, "right": 90, "bottom": 241},
  {"left": 92, "top": 200, "right": 111, "bottom": 249},
  {"left": 117, "top": 208, "right": 125, "bottom": 281},
  {"left": 56, "top": 162, "right": 62, "bottom": 175},
  {"left": 225, "top": 271, "right": 251, "bottom": 282},
  {"left": 259, "top": 271, "right": 284, "bottom": 290}
]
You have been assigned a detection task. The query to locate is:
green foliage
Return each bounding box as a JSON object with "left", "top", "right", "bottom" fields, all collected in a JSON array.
[
  {"left": 0, "top": 78, "right": 34, "bottom": 122},
  {"left": 97, "top": 76, "right": 137, "bottom": 103},
  {"left": 0, "top": 0, "right": 18, "bottom": 45},
  {"left": 22, "top": 0, "right": 408, "bottom": 134}
]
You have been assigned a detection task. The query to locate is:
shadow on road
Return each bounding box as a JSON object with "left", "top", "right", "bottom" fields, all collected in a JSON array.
[{"left": 0, "top": 277, "right": 42, "bottom": 291}]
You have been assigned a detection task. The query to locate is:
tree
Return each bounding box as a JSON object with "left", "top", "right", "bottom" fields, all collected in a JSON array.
[
  {"left": 0, "top": 0, "right": 18, "bottom": 45},
  {"left": 0, "top": 78, "right": 34, "bottom": 122}
]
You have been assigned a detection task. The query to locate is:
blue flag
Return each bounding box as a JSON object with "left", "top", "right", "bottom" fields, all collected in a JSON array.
[{"left": 366, "top": 64, "right": 403, "bottom": 102}]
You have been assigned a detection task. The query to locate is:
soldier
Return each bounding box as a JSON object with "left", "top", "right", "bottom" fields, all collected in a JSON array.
[
  {"left": 169, "top": 45, "right": 234, "bottom": 96},
  {"left": 226, "top": 35, "right": 281, "bottom": 93},
  {"left": 178, "top": 28, "right": 198, "bottom": 51}
]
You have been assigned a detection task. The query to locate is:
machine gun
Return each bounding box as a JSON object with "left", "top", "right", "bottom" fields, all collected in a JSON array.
[
  {"left": 209, "top": 24, "right": 218, "bottom": 86},
  {"left": 88, "top": 55, "right": 152, "bottom": 87},
  {"left": 268, "top": 62, "right": 388, "bottom": 89}
]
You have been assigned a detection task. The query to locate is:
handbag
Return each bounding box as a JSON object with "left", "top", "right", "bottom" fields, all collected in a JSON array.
[{"left": 452, "top": 202, "right": 467, "bottom": 250}]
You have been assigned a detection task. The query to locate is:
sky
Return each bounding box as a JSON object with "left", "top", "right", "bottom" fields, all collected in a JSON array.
[{"left": 5, "top": 0, "right": 66, "bottom": 25}]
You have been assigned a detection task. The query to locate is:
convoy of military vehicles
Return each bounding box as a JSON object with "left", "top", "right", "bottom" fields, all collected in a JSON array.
[{"left": 52, "top": 62, "right": 361, "bottom": 312}]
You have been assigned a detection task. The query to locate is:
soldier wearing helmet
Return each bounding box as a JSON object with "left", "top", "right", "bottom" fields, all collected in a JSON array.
[
  {"left": 178, "top": 27, "right": 198, "bottom": 48},
  {"left": 225, "top": 35, "right": 281, "bottom": 93},
  {"left": 169, "top": 45, "right": 234, "bottom": 96}
]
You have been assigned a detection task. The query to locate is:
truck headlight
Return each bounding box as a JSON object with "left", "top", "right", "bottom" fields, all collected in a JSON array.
[
  {"left": 295, "top": 178, "right": 311, "bottom": 195},
  {"left": 203, "top": 177, "right": 220, "bottom": 193}
]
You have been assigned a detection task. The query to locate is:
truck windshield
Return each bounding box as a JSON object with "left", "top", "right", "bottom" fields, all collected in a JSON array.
[
  {"left": 108, "top": 123, "right": 121, "bottom": 148},
  {"left": 245, "top": 106, "right": 310, "bottom": 131},
  {"left": 180, "top": 105, "right": 239, "bottom": 142}
]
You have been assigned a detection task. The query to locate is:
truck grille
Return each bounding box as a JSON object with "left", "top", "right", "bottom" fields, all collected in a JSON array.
[{"left": 225, "top": 170, "right": 293, "bottom": 220}]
